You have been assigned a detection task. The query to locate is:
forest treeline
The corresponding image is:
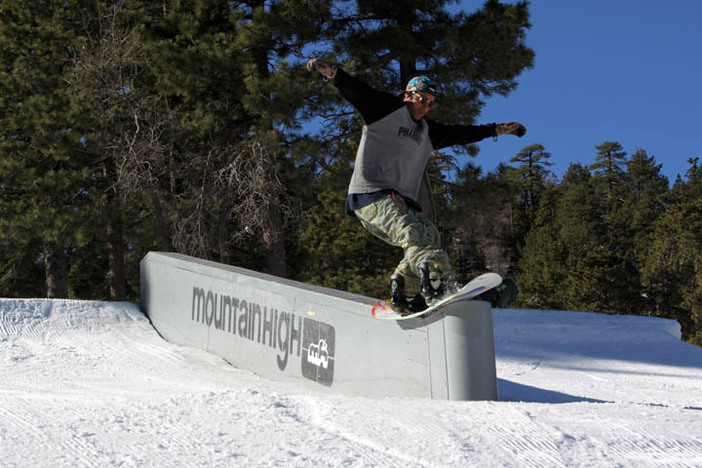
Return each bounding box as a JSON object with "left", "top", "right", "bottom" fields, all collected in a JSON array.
[{"left": 1, "top": 1, "right": 700, "bottom": 345}]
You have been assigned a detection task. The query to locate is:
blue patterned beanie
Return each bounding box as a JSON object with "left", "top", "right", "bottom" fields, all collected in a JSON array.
[{"left": 405, "top": 76, "right": 437, "bottom": 95}]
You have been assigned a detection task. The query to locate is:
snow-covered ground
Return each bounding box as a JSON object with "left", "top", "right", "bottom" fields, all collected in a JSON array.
[{"left": 1, "top": 298, "right": 701, "bottom": 467}]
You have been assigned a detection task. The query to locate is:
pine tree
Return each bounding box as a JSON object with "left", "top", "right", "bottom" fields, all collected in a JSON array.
[
  {"left": 518, "top": 162, "right": 621, "bottom": 312},
  {"left": 66, "top": 2, "right": 152, "bottom": 300},
  {"left": 541, "top": 164, "right": 606, "bottom": 310},
  {"left": 519, "top": 149, "right": 664, "bottom": 316},
  {"left": 510, "top": 143, "right": 553, "bottom": 214},
  {"left": 644, "top": 159, "right": 702, "bottom": 344},
  {"left": 624, "top": 149, "right": 669, "bottom": 253},
  {"left": 141, "top": 0, "right": 331, "bottom": 277},
  {"left": 233, "top": 0, "right": 333, "bottom": 276},
  {"left": 644, "top": 199, "right": 702, "bottom": 343},
  {"left": 301, "top": 0, "right": 534, "bottom": 290},
  {"left": 618, "top": 150, "right": 669, "bottom": 311},
  {"left": 69, "top": 1, "right": 329, "bottom": 281},
  {"left": 0, "top": 0, "right": 98, "bottom": 298},
  {"left": 585, "top": 142, "right": 643, "bottom": 314},
  {"left": 517, "top": 187, "right": 569, "bottom": 308},
  {"left": 334, "top": 0, "right": 533, "bottom": 114},
  {"left": 447, "top": 163, "right": 486, "bottom": 275},
  {"left": 447, "top": 162, "right": 519, "bottom": 278},
  {"left": 590, "top": 141, "right": 628, "bottom": 209},
  {"left": 508, "top": 143, "right": 553, "bottom": 252},
  {"left": 671, "top": 157, "right": 702, "bottom": 204}
]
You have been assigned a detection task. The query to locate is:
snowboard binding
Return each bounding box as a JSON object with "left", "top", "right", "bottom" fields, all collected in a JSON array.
[
  {"left": 390, "top": 274, "right": 428, "bottom": 315},
  {"left": 418, "top": 263, "right": 456, "bottom": 306}
]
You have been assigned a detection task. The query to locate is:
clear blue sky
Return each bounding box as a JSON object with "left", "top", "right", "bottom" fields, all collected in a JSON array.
[{"left": 461, "top": 0, "right": 702, "bottom": 184}]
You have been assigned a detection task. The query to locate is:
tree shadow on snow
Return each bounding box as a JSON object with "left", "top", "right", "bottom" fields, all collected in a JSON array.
[{"left": 497, "top": 379, "right": 610, "bottom": 404}]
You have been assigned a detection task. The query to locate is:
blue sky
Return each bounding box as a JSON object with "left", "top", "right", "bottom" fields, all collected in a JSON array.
[{"left": 462, "top": 1, "right": 702, "bottom": 184}]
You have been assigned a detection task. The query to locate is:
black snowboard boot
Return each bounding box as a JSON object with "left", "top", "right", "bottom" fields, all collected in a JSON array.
[
  {"left": 418, "top": 263, "right": 453, "bottom": 306},
  {"left": 390, "top": 274, "right": 410, "bottom": 313}
]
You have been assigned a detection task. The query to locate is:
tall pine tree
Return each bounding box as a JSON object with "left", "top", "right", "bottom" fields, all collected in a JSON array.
[
  {"left": 0, "top": 0, "right": 99, "bottom": 298},
  {"left": 508, "top": 143, "right": 553, "bottom": 253}
]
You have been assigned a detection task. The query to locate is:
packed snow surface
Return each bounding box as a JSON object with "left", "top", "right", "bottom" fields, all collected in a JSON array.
[{"left": 1, "top": 298, "right": 701, "bottom": 467}]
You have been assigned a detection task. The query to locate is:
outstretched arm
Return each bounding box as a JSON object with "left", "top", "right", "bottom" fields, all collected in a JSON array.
[
  {"left": 307, "top": 58, "right": 403, "bottom": 124},
  {"left": 429, "top": 120, "right": 526, "bottom": 149}
]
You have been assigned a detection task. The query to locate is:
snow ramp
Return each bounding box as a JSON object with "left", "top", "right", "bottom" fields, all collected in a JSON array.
[{"left": 140, "top": 252, "right": 498, "bottom": 400}]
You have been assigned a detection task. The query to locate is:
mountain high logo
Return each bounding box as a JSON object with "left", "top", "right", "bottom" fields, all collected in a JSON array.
[
  {"left": 301, "top": 318, "right": 335, "bottom": 387},
  {"left": 191, "top": 286, "right": 336, "bottom": 386}
]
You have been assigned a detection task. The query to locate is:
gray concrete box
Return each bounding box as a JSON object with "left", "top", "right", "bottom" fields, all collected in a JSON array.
[{"left": 140, "top": 252, "right": 498, "bottom": 400}]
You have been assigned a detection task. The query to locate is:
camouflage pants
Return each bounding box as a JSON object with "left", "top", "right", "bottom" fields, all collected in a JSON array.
[{"left": 354, "top": 193, "right": 451, "bottom": 296}]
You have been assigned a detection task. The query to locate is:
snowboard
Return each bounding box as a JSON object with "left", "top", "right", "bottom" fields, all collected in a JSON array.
[{"left": 371, "top": 272, "right": 504, "bottom": 321}]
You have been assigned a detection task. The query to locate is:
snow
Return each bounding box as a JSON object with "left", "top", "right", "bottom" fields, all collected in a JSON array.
[{"left": 1, "top": 298, "right": 701, "bottom": 467}]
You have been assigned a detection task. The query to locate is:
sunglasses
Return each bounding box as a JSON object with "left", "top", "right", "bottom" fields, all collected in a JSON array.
[{"left": 410, "top": 92, "right": 436, "bottom": 108}]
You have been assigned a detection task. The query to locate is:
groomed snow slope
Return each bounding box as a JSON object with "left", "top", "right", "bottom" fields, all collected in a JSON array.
[{"left": 1, "top": 298, "right": 701, "bottom": 467}]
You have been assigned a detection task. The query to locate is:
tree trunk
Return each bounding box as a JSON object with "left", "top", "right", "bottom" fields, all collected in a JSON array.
[
  {"left": 263, "top": 190, "right": 286, "bottom": 277},
  {"left": 249, "top": 24, "right": 287, "bottom": 277},
  {"left": 103, "top": 158, "right": 127, "bottom": 301},
  {"left": 217, "top": 192, "right": 235, "bottom": 264},
  {"left": 44, "top": 242, "right": 68, "bottom": 298},
  {"left": 149, "top": 185, "right": 172, "bottom": 252}
]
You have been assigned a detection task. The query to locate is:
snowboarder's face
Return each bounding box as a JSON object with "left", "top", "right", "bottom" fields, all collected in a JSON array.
[{"left": 404, "top": 91, "right": 435, "bottom": 120}]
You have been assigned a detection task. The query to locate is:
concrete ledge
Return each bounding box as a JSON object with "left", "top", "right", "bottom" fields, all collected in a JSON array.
[{"left": 140, "top": 252, "right": 498, "bottom": 400}]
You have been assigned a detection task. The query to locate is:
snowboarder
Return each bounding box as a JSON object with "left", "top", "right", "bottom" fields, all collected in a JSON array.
[{"left": 307, "top": 58, "right": 526, "bottom": 312}]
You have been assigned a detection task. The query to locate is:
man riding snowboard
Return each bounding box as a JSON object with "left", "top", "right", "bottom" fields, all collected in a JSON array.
[{"left": 308, "top": 58, "right": 526, "bottom": 312}]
